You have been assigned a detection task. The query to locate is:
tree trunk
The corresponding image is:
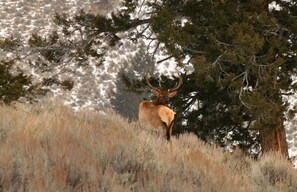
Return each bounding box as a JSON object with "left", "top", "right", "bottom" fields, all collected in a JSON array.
[
  {"left": 257, "top": 4, "right": 290, "bottom": 157},
  {"left": 259, "top": 117, "right": 289, "bottom": 157}
]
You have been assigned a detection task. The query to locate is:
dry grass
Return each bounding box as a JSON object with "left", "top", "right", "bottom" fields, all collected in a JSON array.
[{"left": 0, "top": 102, "right": 296, "bottom": 192}]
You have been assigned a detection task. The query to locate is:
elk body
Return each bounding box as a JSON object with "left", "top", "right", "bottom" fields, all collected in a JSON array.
[{"left": 139, "top": 72, "right": 182, "bottom": 141}]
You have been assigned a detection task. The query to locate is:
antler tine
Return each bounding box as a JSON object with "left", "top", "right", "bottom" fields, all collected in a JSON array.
[
  {"left": 169, "top": 70, "right": 183, "bottom": 92},
  {"left": 144, "top": 72, "right": 161, "bottom": 91}
]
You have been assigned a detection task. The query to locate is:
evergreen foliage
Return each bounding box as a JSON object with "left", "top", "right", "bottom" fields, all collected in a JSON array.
[
  {"left": 0, "top": 37, "right": 34, "bottom": 104},
  {"left": 0, "top": 60, "right": 32, "bottom": 104}
]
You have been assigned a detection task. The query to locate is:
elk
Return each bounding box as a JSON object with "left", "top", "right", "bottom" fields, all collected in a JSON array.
[{"left": 139, "top": 72, "right": 183, "bottom": 141}]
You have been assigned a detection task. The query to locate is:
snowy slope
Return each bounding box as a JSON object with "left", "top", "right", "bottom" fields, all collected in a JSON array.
[{"left": 0, "top": 0, "right": 124, "bottom": 111}]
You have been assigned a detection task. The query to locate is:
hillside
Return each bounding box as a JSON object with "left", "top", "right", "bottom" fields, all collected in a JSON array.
[
  {"left": 0, "top": 103, "right": 296, "bottom": 192},
  {"left": 1, "top": 0, "right": 297, "bottom": 161},
  {"left": 0, "top": 0, "right": 125, "bottom": 111}
]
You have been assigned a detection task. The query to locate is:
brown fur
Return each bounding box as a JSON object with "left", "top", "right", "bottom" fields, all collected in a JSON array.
[
  {"left": 139, "top": 72, "right": 182, "bottom": 141},
  {"left": 139, "top": 100, "right": 175, "bottom": 140}
]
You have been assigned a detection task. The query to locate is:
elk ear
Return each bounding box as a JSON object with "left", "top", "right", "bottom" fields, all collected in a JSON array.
[
  {"left": 152, "top": 89, "right": 161, "bottom": 97},
  {"left": 168, "top": 91, "right": 177, "bottom": 97}
]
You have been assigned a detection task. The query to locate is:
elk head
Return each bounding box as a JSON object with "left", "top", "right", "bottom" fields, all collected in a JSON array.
[
  {"left": 139, "top": 71, "right": 183, "bottom": 141},
  {"left": 144, "top": 72, "right": 183, "bottom": 105}
]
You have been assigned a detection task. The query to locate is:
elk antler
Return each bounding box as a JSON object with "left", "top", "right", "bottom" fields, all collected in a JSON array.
[
  {"left": 169, "top": 71, "right": 183, "bottom": 92},
  {"left": 144, "top": 72, "right": 161, "bottom": 92}
]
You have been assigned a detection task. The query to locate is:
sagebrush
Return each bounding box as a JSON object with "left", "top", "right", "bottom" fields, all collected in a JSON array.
[{"left": 0, "top": 103, "right": 296, "bottom": 192}]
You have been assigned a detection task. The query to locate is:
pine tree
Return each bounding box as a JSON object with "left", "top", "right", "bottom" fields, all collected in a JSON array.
[
  {"left": 0, "top": 38, "right": 36, "bottom": 105},
  {"left": 0, "top": 60, "right": 33, "bottom": 105}
]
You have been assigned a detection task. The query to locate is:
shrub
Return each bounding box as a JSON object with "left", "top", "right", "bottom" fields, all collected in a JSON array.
[{"left": 0, "top": 103, "right": 296, "bottom": 191}]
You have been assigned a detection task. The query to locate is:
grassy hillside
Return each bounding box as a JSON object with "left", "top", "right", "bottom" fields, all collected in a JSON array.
[{"left": 0, "top": 103, "right": 296, "bottom": 192}]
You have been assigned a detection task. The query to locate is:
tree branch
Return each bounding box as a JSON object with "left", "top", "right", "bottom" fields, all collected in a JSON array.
[{"left": 157, "top": 55, "right": 174, "bottom": 63}]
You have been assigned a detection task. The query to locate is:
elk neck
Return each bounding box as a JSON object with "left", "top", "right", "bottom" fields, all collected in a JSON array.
[{"left": 152, "top": 98, "right": 169, "bottom": 106}]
